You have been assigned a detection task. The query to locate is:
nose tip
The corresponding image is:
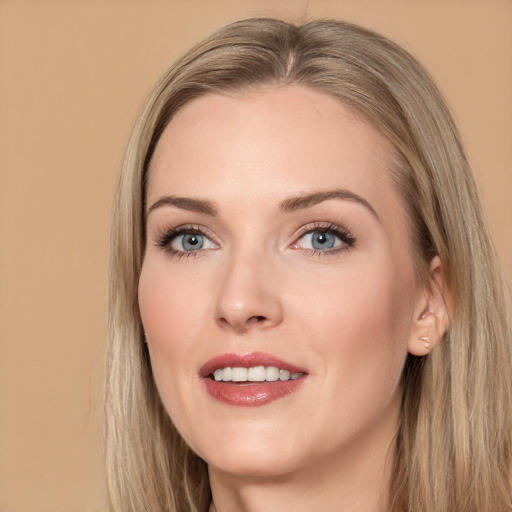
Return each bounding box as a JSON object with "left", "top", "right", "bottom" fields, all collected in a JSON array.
[{"left": 214, "top": 260, "right": 283, "bottom": 333}]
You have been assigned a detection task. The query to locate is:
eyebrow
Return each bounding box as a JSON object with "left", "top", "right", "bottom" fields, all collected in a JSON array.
[
  {"left": 146, "top": 188, "right": 379, "bottom": 220},
  {"left": 147, "top": 195, "right": 218, "bottom": 216},
  {"left": 279, "top": 189, "right": 379, "bottom": 220}
]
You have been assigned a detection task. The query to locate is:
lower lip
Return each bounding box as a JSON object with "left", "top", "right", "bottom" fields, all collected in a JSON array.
[{"left": 203, "top": 378, "right": 306, "bottom": 407}]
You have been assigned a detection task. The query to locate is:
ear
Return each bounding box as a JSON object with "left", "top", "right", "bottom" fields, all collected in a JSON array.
[{"left": 408, "top": 256, "right": 450, "bottom": 356}]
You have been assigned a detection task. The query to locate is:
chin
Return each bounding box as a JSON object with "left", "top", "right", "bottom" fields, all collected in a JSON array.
[
  {"left": 195, "top": 426, "right": 307, "bottom": 479},
  {"left": 207, "top": 451, "right": 302, "bottom": 480}
]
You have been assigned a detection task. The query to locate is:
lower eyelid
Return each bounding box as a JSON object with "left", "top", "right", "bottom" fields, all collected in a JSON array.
[
  {"left": 300, "top": 245, "right": 351, "bottom": 257},
  {"left": 171, "top": 249, "right": 208, "bottom": 260}
]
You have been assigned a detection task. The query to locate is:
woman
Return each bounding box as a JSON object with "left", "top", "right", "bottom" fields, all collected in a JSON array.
[{"left": 105, "top": 18, "right": 511, "bottom": 512}]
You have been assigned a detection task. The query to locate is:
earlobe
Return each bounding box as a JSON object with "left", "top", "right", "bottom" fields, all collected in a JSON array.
[{"left": 408, "top": 256, "right": 450, "bottom": 356}]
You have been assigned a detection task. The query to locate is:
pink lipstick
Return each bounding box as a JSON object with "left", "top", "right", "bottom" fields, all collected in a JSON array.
[{"left": 200, "top": 352, "right": 307, "bottom": 407}]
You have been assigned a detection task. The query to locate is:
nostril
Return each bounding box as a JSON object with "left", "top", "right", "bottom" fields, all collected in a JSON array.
[{"left": 247, "top": 315, "right": 266, "bottom": 324}]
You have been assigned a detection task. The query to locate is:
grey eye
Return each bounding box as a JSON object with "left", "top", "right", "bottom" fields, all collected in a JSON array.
[
  {"left": 311, "top": 231, "right": 336, "bottom": 249},
  {"left": 299, "top": 230, "right": 342, "bottom": 251},
  {"left": 171, "top": 233, "right": 211, "bottom": 252}
]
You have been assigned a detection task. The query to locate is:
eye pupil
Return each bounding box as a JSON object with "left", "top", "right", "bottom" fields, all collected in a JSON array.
[
  {"left": 183, "top": 234, "right": 203, "bottom": 251},
  {"left": 312, "top": 231, "right": 334, "bottom": 249}
]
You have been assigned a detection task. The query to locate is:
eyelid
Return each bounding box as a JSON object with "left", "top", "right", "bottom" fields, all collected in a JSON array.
[
  {"left": 153, "top": 221, "right": 355, "bottom": 259},
  {"left": 291, "top": 222, "right": 356, "bottom": 253},
  {"left": 154, "top": 224, "right": 219, "bottom": 255}
]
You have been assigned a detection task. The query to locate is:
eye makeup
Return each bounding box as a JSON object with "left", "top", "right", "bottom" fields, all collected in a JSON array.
[
  {"left": 153, "top": 219, "right": 356, "bottom": 260},
  {"left": 290, "top": 221, "right": 356, "bottom": 258},
  {"left": 154, "top": 224, "right": 218, "bottom": 259}
]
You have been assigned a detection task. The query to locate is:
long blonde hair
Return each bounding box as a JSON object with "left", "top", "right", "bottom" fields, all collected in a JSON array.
[{"left": 106, "top": 18, "right": 511, "bottom": 512}]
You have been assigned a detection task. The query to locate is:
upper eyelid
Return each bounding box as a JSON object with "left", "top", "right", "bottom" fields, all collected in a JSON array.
[
  {"left": 155, "top": 223, "right": 214, "bottom": 236},
  {"left": 154, "top": 224, "right": 217, "bottom": 246},
  {"left": 295, "top": 222, "right": 338, "bottom": 235},
  {"left": 292, "top": 222, "right": 356, "bottom": 245},
  {"left": 294, "top": 222, "right": 354, "bottom": 237}
]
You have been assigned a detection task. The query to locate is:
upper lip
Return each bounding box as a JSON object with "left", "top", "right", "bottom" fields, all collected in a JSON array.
[{"left": 200, "top": 351, "right": 307, "bottom": 378}]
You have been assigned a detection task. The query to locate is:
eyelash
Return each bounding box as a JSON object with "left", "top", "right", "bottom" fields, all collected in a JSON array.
[
  {"left": 292, "top": 222, "right": 356, "bottom": 257},
  {"left": 154, "top": 222, "right": 356, "bottom": 259},
  {"left": 155, "top": 224, "right": 214, "bottom": 260}
]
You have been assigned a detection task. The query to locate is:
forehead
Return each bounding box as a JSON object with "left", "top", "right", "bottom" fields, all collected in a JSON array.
[{"left": 148, "top": 85, "right": 402, "bottom": 220}]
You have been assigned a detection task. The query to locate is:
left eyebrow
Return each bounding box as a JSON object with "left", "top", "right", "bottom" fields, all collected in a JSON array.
[{"left": 279, "top": 189, "right": 380, "bottom": 221}]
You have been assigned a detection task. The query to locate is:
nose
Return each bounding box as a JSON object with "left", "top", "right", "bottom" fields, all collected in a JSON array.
[{"left": 214, "top": 248, "right": 284, "bottom": 333}]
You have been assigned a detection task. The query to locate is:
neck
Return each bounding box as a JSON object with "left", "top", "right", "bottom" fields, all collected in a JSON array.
[{"left": 207, "top": 402, "right": 399, "bottom": 512}]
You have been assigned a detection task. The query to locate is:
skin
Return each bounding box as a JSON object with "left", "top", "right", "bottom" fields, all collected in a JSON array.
[{"left": 139, "top": 85, "right": 447, "bottom": 512}]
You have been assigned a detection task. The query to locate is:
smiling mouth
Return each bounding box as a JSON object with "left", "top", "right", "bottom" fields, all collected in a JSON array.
[
  {"left": 211, "top": 366, "right": 304, "bottom": 383},
  {"left": 201, "top": 353, "right": 307, "bottom": 406}
]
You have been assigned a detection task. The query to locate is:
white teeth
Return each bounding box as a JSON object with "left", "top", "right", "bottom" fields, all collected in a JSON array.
[
  {"left": 279, "top": 369, "right": 290, "bottom": 381},
  {"left": 247, "top": 366, "right": 266, "bottom": 381},
  {"left": 222, "top": 367, "right": 232, "bottom": 382},
  {"left": 265, "top": 366, "right": 279, "bottom": 382},
  {"left": 211, "top": 366, "right": 304, "bottom": 382},
  {"left": 231, "top": 367, "right": 248, "bottom": 382}
]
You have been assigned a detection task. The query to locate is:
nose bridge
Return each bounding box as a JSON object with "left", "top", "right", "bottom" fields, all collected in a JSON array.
[{"left": 214, "top": 242, "right": 283, "bottom": 332}]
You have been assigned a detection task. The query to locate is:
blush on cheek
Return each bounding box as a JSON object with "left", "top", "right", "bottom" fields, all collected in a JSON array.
[
  {"left": 138, "top": 262, "right": 212, "bottom": 419},
  {"left": 139, "top": 264, "right": 190, "bottom": 345},
  {"left": 322, "top": 272, "right": 413, "bottom": 386}
]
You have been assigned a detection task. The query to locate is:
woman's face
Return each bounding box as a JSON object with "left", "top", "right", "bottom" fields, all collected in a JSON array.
[{"left": 139, "top": 86, "right": 425, "bottom": 478}]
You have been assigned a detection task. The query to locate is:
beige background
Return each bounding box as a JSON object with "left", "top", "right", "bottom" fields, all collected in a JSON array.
[{"left": 0, "top": 1, "right": 510, "bottom": 511}]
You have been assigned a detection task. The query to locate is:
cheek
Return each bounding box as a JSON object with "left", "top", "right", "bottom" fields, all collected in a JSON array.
[
  {"left": 293, "top": 259, "right": 416, "bottom": 406},
  {"left": 298, "top": 257, "right": 414, "bottom": 339},
  {"left": 138, "top": 261, "right": 210, "bottom": 410},
  {"left": 138, "top": 259, "right": 210, "bottom": 345}
]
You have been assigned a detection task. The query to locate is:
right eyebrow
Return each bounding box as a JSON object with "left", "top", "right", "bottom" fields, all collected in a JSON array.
[{"left": 146, "top": 195, "right": 218, "bottom": 217}]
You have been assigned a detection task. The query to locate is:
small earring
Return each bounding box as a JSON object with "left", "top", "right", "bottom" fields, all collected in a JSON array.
[
  {"left": 421, "top": 311, "right": 434, "bottom": 319},
  {"left": 419, "top": 336, "right": 431, "bottom": 350},
  {"left": 143, "top": 332, "right": 148, "bottom": 343}
]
